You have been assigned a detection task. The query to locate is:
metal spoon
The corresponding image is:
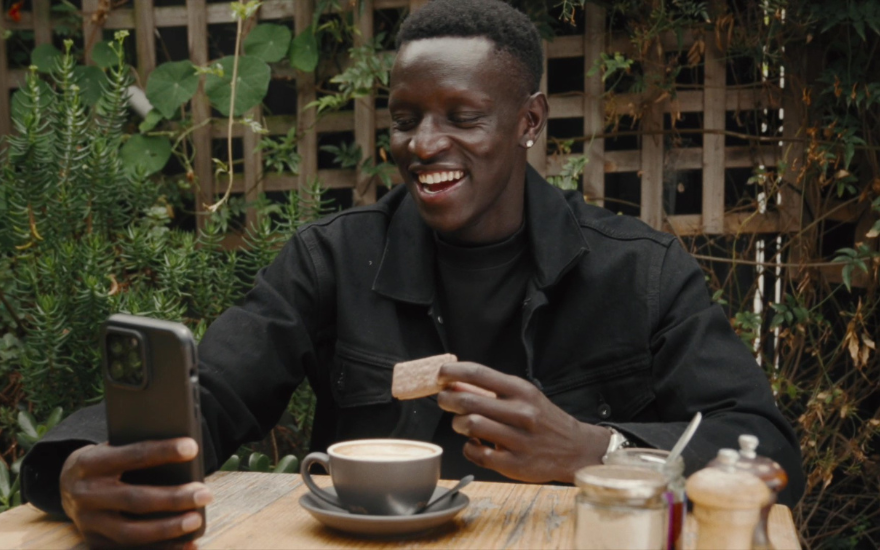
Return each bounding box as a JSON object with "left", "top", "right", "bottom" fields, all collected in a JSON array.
[
  {"left": 416, "top": 475, "right": 474, "bottom": 514},
  {"left": 666, "top": 411, "right": 702, "bottom": 466}
]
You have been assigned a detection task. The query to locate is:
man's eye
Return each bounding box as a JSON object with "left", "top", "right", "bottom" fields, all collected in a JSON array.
[
  {"left": 450, "top": 114, "right": 482, "bottom": 125},
  {"left": 392, "top": 117, "right": 417, "bottom": 130}
]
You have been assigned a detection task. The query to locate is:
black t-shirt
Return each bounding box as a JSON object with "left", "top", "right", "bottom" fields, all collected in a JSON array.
[{"left": 432, "top": 223, "right": 532, "bottom": 481}]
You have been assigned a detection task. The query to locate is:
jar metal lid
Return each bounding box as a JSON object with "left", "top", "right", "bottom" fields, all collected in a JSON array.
[
  {"left": 604, "top": 447, "right": 685, "bottom": 478},
  {"left": 575, "top": 465, "right": 668, "bottom": 500}
]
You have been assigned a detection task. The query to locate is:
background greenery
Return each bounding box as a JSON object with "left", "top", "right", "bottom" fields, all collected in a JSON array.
[{"left": 1, "top": 1, "right": 879, "bottom": 547}]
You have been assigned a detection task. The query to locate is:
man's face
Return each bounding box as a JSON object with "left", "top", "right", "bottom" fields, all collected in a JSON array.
[{"left": 389, "top": 37, "right": 530, "bottom": 243}]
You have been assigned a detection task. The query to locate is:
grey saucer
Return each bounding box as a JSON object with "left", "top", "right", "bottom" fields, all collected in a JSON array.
[{"left": 299, "top": 486, "right": 469, "bottom": 536}]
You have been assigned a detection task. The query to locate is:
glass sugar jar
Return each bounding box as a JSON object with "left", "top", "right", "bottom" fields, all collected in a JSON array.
[
  {"left": 574, "top": 465, "right": 668, "bottom": 550},
  {"left": 605, "top": 448, "right": 686, "bottom": 549}
]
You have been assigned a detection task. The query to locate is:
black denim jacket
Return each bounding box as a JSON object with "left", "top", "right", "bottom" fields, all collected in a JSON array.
[{"left": 22, "top": 167, "right": 805, "bottom": 514}]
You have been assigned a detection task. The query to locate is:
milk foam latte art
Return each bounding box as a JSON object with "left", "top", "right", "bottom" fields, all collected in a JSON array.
[
  {"left": 301, "top": 439, "right": 443, "bottom": 515},
  {"left": 332, "top": 442, "right": 437, "bottom": 460}
]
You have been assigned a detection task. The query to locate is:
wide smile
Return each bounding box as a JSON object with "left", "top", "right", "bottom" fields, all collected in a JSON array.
[{"left": 415, "top": 170, "right": 466, "bottom": 197}]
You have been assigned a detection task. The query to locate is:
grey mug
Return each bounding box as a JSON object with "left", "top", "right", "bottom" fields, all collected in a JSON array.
[{"left": 300, "top": 438, "right": 442, "bottom": 516}]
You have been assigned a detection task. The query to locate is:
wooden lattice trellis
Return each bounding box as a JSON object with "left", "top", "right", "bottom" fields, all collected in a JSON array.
[{"left": 0, "top": 0, "right": 871, "bottom": 281}]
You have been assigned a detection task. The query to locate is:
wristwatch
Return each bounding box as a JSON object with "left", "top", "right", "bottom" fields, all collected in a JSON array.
[{"left": 601, "top": 427, "right": 631, "bottom": 463}]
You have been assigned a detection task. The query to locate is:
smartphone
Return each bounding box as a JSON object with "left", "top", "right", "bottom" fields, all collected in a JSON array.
[{"left": 101, "top": 313, "right": 206, "bottom": 539}]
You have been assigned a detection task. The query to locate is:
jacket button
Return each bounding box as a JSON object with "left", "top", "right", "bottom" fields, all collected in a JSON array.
[
  {"left": 598, "top": 404, "right": 612, "bottom": 419},
  {"left": 437, "top": 316, "right": 444, "bottom": 324},
  {"left": 336, "top": 372, "right": 345, "bottom": 389}
]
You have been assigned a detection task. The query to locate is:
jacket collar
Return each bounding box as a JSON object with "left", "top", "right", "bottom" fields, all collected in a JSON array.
[{"left": 372, "top": 165, "right": 590, "bottom": 304}]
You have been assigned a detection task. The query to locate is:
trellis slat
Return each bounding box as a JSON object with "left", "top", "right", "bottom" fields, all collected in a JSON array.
[
  {"left": 187, "top": 0, "right": 213, "bottom": 229},
  {"left": 32, "top": 0, "right": 51, "bottom": 46},
  {"left": 640, "top": 103, "right": 665, "bottom": 229},
  {"left": 296, "top": 0, "right": 318, "bottom": 198},
  {"left": 702, "top": 8, "right": 726, "bottom": 234},
  {"left": 583, "top": 4, "right": 606, "bottom": 205},
  {"left": 134, "top": 0, "right": 157, "bottom": 86},
  {"left": 81, "top": 0, "right": 101, "bottom": 64},
  {"left": 241, "top": 12, "right": 263, "bottom": 228},
  {"left": 353, "top": 0, "right": 377, "bottom": 206}
]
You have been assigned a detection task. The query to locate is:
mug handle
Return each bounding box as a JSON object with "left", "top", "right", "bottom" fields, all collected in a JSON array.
[{"left": 300, "top": 452, "right": 345, "bottom": 509}]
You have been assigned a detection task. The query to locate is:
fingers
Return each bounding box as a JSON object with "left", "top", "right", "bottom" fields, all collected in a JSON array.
[
  {"left": 449, "top": 381, "right": 497, "bottom": 398},
  {"left": 79, "top": 438, "right": 199, "bottom": 477},
  {"left": 74, "top": 482, "right": 213, "bottom": 515},
  {"left": 438, "top": 386, "right": 540, "bottom": 431},
  {"left": 80, "top": 509, "right": 203, "bottom": 547},
  {"left": 450, "top": 412, "right": 521, "bottom": 449},
  {"left": 438, "top": 362, "right": 537, "bottom": 398},
  {"left": 460, "top": 439, "right": 523, "bottom": 479}
]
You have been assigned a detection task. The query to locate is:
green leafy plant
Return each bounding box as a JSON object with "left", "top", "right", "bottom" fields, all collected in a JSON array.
[
  {"left": 0, "top": 32, "right": 332, "bottom": 510},
  {"left": 0, "top": 408, "right": 64, "bottom": 512}
]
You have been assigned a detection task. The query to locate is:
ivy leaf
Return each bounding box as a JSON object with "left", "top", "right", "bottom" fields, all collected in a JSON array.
[
  {"left": 31, "top": 44, "right": 63, "bottom": 73},
  {"left": 91, "top": 40, "right": 117, "bottom": 69},
  {"left": 205, "top": 55, "right": 271, "bottom": 117},
  {"left": 244, "top": 24, "right": 292, "bottom": 63},
  {"left": 73, "top": 66, "right": 106, "bottom": 107},
  {"left": 139, "top": 109, "right": 164, "bottom": 133},
  {"left": 121, "top": 134, "right": 172, "bottom": 176},
  {"left": 289, "top": 26, "right": 319, "bottom": 73},
  {"left": 146, "top": 61, "right": 199, "bottom": 119},
  {"left": 273, "top": 455, "right": 299, "bottom": 474},
  {"left": 842, "top": 263, "right": 854, "bottom": 292}
]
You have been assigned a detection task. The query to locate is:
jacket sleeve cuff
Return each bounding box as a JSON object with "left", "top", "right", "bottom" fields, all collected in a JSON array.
[
  {"left": 19, "top": 404, "right": 108, "bottom": 517},
  {"left": 20, "top": 440, "right": 96, "bottom": 518}
]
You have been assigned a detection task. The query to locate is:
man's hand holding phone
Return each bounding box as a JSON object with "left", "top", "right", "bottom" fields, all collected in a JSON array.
[{"left": 60, "top": 437, "right": 212, "bottom": 549}]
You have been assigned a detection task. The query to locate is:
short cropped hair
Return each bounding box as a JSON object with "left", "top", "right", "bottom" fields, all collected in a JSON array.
[{"left": 396, "top": 0, "right": 544, "bottom": 94}]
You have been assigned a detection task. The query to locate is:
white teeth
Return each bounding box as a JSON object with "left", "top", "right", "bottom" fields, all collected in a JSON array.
[{"left": 418, "top": 171, "right": 464, "bottom": 185}]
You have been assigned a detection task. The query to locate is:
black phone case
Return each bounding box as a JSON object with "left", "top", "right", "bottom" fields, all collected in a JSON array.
[{"left": 102, "top": 313, "right": 206, "bottom": 540}]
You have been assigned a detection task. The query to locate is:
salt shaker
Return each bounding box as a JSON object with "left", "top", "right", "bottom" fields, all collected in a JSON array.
[
  {"left": 686, "top": 452, "right": 771, "bottom": 550},
  {"left": 574, "top": 464, "right": 668, "bottom": 550}
]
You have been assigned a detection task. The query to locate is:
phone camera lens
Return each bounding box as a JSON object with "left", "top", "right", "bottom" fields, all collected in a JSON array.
[
  {"left": 110, "top": 361, "right": 125, "bottom": 380},
  {"left": 109, "top": 338, "right": 125, "bottom": 357},
  {"left": 107, "top": 332, "right": 145, "bottom": 386}
]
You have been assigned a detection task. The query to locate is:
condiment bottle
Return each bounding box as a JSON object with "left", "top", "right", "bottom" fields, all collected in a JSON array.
[
  {"left": 574, "top": 464, "right": 668, "bottom": 550},
  {"left": 605, "top": 447, "right": 686, "bottom": 549},
  {"left": 686, "top": 450, "right": 771, "bottom": 550},
  {"left": 734, "top": 435, "right": 788, "bottom": 550}
]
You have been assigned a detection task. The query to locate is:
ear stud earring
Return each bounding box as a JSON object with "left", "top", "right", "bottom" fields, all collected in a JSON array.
[{"left": 526, "top": 140, "right": 535, "bottom": 148}]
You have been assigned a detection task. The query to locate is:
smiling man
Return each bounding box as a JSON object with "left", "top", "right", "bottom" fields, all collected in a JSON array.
[{"left": 21, "top": 0, "right": 804, "bottom": 546}]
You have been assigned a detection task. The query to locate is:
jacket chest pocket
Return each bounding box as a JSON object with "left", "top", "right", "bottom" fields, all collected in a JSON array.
[
  {"left": 543, "top": 355, "right": 655, "bottom": 424},
  {"left": 330, "top": 343, "right": 405, "bottom": 440},
  {"left": 331, "top": 342, "right": 408, "bottom": 408}
]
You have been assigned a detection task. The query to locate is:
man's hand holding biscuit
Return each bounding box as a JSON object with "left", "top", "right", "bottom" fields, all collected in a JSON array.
[
  {"left": 392, "top": 355, "right": 611, "bottom": 484},
  {"left": 435, "top": 362, "right": 611, "bottom": 484}
]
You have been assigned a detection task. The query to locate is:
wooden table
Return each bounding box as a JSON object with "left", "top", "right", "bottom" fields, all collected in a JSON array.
[{"left": 0, "top": 472, "right": 800, "bottom": 549}]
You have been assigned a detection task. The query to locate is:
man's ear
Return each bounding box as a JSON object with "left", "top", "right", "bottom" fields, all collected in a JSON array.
[{"left": 520, "top": 92, "right": 549, "bottom": 149}]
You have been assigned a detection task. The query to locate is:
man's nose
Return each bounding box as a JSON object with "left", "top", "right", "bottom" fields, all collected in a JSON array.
[{"left": 408, "top": 119, "right": 451, "bottom": 160}]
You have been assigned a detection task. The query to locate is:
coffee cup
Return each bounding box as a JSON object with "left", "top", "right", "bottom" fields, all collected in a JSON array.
[{"left": 300, "top": 438, "right": 442, "bottom": 516}]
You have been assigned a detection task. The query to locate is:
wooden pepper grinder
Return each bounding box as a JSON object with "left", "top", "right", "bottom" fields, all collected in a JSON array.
[
  {"left": 686, "top": 449, "right": 771, "bottom": 550},
  {"left": 735, "top": 435, "right": 789, "bottom": 550}
]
